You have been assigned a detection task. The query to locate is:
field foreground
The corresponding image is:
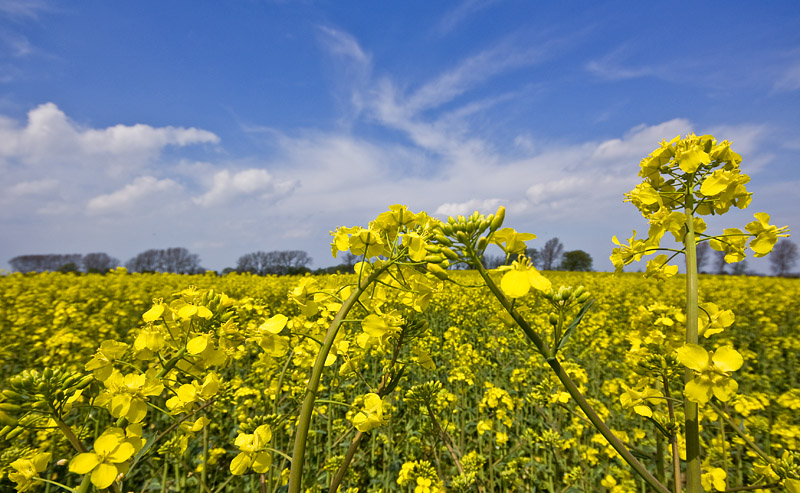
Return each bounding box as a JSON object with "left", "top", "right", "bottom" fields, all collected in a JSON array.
[{"left": 0, "top": 270, "right": 798, "bottom": 492}]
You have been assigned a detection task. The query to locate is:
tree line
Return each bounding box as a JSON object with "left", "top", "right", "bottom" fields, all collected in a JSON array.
[{"left": 7, "top": 239, "right": 797, "bottom": 276}]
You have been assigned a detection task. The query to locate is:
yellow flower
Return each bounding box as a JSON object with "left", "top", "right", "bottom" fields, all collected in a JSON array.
[
  {"left": 676, "top": 344, "right": 743, "bottom": 404},
  {"left": 69, "top": 427, "right": 135, "bottom": 489},
  {"left": 620, "top": 387, "right": 662, "bottom": 418},
  {"left": 745, "top": 212, "right": 790, "bottom": 257},
  {"left": 94, "top": 370, "right": 164, "bottom": 423},
  {"left": 698, "top": 302, "right": 734, "bottom": 338},
  {"left": 701, "top": 467, "right": 727, "bottom": 491},
  {"left": 351, "top": 393, "right": 386, "bottom": 432},
  {"left": 498, "top": 255, "right": 551, "bottom": 298},
  {"left": 490, "top": 228, "right": 536, "bottom": 255},
  {"left": 9, "top": 452, "right": 51, "bottom": 492},
  {"left": 230, "top": 424, "right": 273, "bottom": 475}
]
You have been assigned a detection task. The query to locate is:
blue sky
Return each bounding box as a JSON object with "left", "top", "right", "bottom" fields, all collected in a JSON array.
[{"left": 1, "top": 0, "right": 798, "bottom": 273}]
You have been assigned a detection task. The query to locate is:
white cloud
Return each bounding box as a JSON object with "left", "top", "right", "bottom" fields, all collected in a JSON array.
[
  {"left": 436, "top": 0, "right": 501, "bottom": 36},
  {"left": 435, "top": 198, "right": 504, "bottom": 217},
  {"left": 5, "top": 178, "right": 57, "bottom": 198},
  {"left": 591, "top": 119, "right": 692, "bottom": 162},
  {"left": 0, "top": 103, "right": 219, "bottom": 170},
  {"left": 87, "top": 176, "right": 179, "bottom": 215},
  {"left": 317, "top": 26, "right": 370, "bottom": 64},
  {"left": 193, "top": 168, "right": 296, "bottom": 207},
  {"left": 773, "top": 61, "right": 800, "bottom": 92}
]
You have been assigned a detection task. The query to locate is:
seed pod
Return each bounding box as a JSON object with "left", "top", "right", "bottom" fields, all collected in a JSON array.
[{"left": 490, "top": 206, "right": 505, "bottom": 231}]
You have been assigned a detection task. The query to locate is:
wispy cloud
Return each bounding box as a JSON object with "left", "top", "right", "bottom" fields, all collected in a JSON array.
[
  {"left": 87, "top": 176, "right": 180, "bottom": 215},
  {"left": 435, "top": 0, "right": 502, "bottom": 36},
  {"left": 193, "top": 168, "right": 296, "bottom": 207}
]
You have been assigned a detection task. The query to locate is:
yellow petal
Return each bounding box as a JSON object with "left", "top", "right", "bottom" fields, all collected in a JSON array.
[
  {"left": 362, "top": 314, "right": 389, "bottom": 338},
  {"left": 187, "top": 335, "right": 209, "bottom": 355},
  {"left": 684, "top": 379, "right": 711, "bottom": 404},
  {"left": 69, "top": 453, "right": 100, "bottom": 474},
  {"left": 142, "top": 304, "right": 165, "bottom": 322},
  {"left": 676, "top": 344, "right": 710, "bottom": 372},
  {"left": 230, "top": 453, "right": 252, "bottom": 475},
  {"left": 91, "top": 462, "right": 119, "bottom": 489},
  {"left": 261, "top": 314, "right": 288, "bottom": 334},
  {"left": 500, "top": 270, "right": 530, "bottom": 298},
  {"left": 712, "top": 378, "right": 738, "bottom": 402},
  {"left": 712, "top": 346, "right": 743, "bottom": 373},
  {"left": 252, "top": 451, "right": 272, "bottom": 473}
]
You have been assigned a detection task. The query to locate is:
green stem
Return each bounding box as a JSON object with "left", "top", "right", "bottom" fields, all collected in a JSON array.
[
  {"left": 684, "top": 201, "right": 702, "bottom": 493},
  {"left": 287, "top": 265, "right": 389, "bottom": 493},
  {"left": 473, "top": 259, "right": 670, "bottom": 493}
]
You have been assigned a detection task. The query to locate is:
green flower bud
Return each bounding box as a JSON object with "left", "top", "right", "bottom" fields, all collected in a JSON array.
[
  {"left": 456, "top": 231, "right": 469, "bottom": 244},
  {"left": 476, "top": 236, "right": 488, "bottom": 251},
  {"left": 577, "top": 293, "right": 591, "bottom": 304},
  {"left": 441, "top": 247, "right": 459, "bottom": 261},
  {"left": 490, "top": 206, "right": 505, "bottom": 231},
  {"left": 2, "top": 390, "right": 23, "bottom": 401},
  {"left": 0, "top": 424, "right": 15, "bottom": 437},
  {"left": 5, "top": 426, "right": 24, "bottom": 440},
  {"left": 0, "top": 403, "right": 22, "bottom": 413},
  {"left": 434, "top": 233, "right": 453, "bottom": 246},
  {"left": 425, "top": 244, "right": 442, "bottom": 253},
  {"left": 74, "top": 375, "right": 95, "bottom": 390},
  {"left": 424, "top": 254, "right": 444, "bottom": 264},
  {"left": 573, "top": 286, "right": 586, "bottom": 299},
  {"left": 426, "top": 263, "right": 449, "bottom": 281},
  {"left": 43, "top": 368, "right": 53, "bottom": 380},
  {"left": 447, "top": 216, "right": 456, "bottom": 225},
  {"left": 549, "top": 313, "right": 559, "bottom": 326}
]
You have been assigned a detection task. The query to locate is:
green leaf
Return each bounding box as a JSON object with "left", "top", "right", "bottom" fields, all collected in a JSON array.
[{"left": 555, "top": 299, "right": 594, "bottom": 354}]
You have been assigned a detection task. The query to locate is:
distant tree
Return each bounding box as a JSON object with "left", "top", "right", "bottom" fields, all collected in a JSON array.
[
  {"left": 236, "top": 250, "right": 312, "bottom": 275},
  {"left": 83, "top": 252, "right": 120, "bottom": 273},
  {"left": 695, "top": 242, "right": 710, "bottom": 273},
  {"left": 713, "top": 249, "right": 727, "bottom": 275},
  {"left": 482, "top": 254, "right": 505, "bottom": 269},
  {"left": 221, "top": 267, "right": 236, "bottom": 275},
  {"left": 57, "top": 262, "right": 80, "bottom": 273},
  {"left": 9, "top": 254, "right": 83, "bottom": 273},
  {"left": 730, "top": 260, "right": 748, "bottom": 276},
  {"left": 769, "top": 240, "right": 798, "bottom": 276},
  {"left": 540, "top": 238, "right": 564, "bottom": 271},
  {"left": 561, "top": 250, "right": 593, "bottom": 272},
  {"left": 126, "top": 248, "right": 202, "bottom": 274},
  {"left": 525, "top": 248, "right": 540, "bottom": 268}
]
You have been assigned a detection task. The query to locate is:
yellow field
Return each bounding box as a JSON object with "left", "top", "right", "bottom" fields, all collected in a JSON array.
[{"left": 0, "top": 270, "right": 798, "bottom": 492}]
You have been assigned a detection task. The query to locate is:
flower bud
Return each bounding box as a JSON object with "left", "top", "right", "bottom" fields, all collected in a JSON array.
[
  {"left": 457, "top": 215, "right": 466, "bottom": 224},
  {"left": 476, "top": 236, "right": 488, "bottom": 251},
  {"left": 5, "top": 426, "right": 23, "bottom": 440},
  {"left": 425, "top": 244, "right": 442, "bottom": 253},
  {"left": 490, "top": 206, "right": 505, "bottom": 231},
  {"left": 426, "top": 263, "right": 449, "bottom": 281},
  {"left": 424, "top": 254, "right": 444, "bottom": 264},
  {"left": 549, "top": 313, "right": 559, "bottom": 326},
  {"left": 2, "top": 390, "right": 23, "bottom": 401},
  {"left": 577, "top": 293, "right": 591, "bottom": 304},
  {"left": 441, "top": 247, "right": 459, "bottom": 261},
  {"left": 456, "top": 231, "right": 469, "bottom": 244},
  {"left": 573, "top": 286, "right": 586, "bottom": 299},
  {"left": 0, "top": 403, "right": 22, "bottom": 413},
  {"left": 434, "top": 233, "right": 453, "bottom": 246},
  {"left": 74, "top": 375, "right": 95, "bottom": 390}
]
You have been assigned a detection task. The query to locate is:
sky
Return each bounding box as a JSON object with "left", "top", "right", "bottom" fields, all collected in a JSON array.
[{"left": 1, "top": 0, "right": 799, "bottom": 274}]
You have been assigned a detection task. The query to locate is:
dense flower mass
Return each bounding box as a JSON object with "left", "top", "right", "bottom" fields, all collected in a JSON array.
[{"left": 0, "top": 269, "right": 796, "bottom": 492}]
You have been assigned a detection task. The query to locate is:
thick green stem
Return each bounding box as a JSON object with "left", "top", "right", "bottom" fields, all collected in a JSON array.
[
  {"left": 288, "top": 266, "right": 387, "bottom": 493},
  {"left": 684, "top": 203, "right": 702, "bottom": 493},
  {"left": 474, "top": 260, "right": 669, "bottom": 493}
]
